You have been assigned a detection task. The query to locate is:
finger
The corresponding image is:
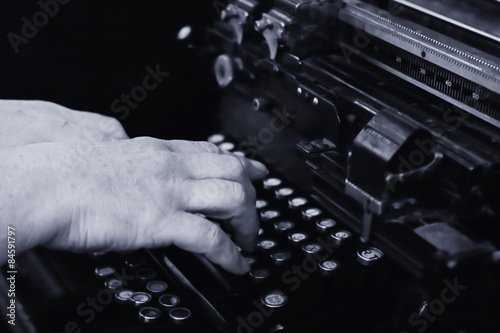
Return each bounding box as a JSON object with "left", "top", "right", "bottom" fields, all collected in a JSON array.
[
  {"left": 165, "top": 140, "right": 268, "bottom": 181},
  {"left": 169, "top": 213, "right": 250, "bottom": 274},
  {"left": 180, "top": 179, "right": 259, "bottom": 252},
  {"left": 180, "top": 153, "right": 261, "bottom": 183}
]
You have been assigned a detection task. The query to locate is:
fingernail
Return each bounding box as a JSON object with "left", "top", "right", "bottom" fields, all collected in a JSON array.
[{"left": 249, "top": 159, "right": 268, "bottom": 174}]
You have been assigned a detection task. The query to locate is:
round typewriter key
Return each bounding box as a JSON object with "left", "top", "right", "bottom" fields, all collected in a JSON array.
[
  {"left": 301, "top": 207, "right": 322, "bottom": 221},
  {"left": 136, "top": 268, "right": 157, "bottom": 282},
  {"left": 249, "top": 267, "right": 271, "bottom": 283},
  {"left": 207, "top": 133, "right": 225, "bottom": 144},
  {"left": 260, "top": 209, "right": 281, "bottom": 222},
  {"left": 301, "top": 243, "right": 323, "bottom": 257},
  {"left": 288, "top": 232, "right": 309, "bottom": 244},
  {"left": 233, "top": 151, "right": 246, "bottom": 157},
  {"left": 263, "top": 177, "right": 282, "bottom": 190},
  {"left": 257, "top": 239, "right": 278, "bottom": 251},
  {"left": 270, "top": 250, "right": 292, "bottom": 266},
  {"left": 218, "top": 141, "right": 235, "bottom": 151},
  {"left": 169, "top": 307, "right": 192, "bottom": 324},
  {"left": 95, "top": 266, "right": 116, "bottom": 279},
  {"left": 329, "top": 230, "right": 352, "bottom": 248},
  {"left": 146, "top": 281, "right": 168, "bottom": 294},
  {"left": 159, "top": 294, "right": 181, "bottom": 308},
  {"left": 258, "top": 228, "right": 265, "bottom": 236},
  {"left": 356, "top": 247, "right": 384, "bottom": 267},
  {"left": 275, "top": 187, "right": 294, "bottom": 200},
  {"left": 288, "top": 197, "right": 308, "bottom": 210},
  {"left": 90, "top": 251, "right": 108, "bottom": 259},
  {"left": 125, "top": 256, "right": 146, "bottom": 270},
  {"left": 130, "top": 292, "right": 152, "bottom": 307},
  {"left": 115, "top": 289, "right": 134, "bottom": 305},
  {"left": 274, "top": 221, "right": 295, "bottom": 234},
  {"left": 105, "top": 278, "right": 124, "bottom": 293},
  {"left": 260, "top": 290, "right": 288, "bottom": 308},
  {"left": 316, "top": 218, "right": 336, "bottom": 233},
  {"left": 244, "top": 255, "right": 257, "bottom": 266},
  {"left": 139, "top": 307, "right": 162, "bottom": 323},
  {"left": 319, "top": 260, "right": 340, "bottom": 276},
  {"left": 256, "top": 199, "right": 269, "bottom": 210}
]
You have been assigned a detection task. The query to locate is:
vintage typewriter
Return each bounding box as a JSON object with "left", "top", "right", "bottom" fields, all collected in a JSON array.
[{"left": 2, "top": 0, "right": 500, "bottom": 332}]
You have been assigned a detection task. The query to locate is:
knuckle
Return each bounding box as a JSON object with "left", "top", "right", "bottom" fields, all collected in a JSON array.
[
  {"left": 132, "top": 136, "right": 164, "bottom": 150},
  {"left": 204, "top": 222, "right": 223, "bottom": 248},
  {"left": 224, "top": 155, "right": 245, "bottom": 175},
  {"left": 228, "top": 182, "right": 247, "bottom": 206},
  {"left": 198, "top": 141, "right": 220, "bottom": 154}
]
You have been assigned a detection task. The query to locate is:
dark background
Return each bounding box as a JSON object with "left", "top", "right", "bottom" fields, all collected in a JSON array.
[{"left": 0, "top": 0, "right": 222, "bottom": 140}]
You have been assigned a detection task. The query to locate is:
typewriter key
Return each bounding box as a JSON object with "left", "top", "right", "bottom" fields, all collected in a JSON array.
[
  {"left": 105, "top": 278, "right": 123, "bottom": 293},
  {"left": 329, "top": 230, "right": 352, "bottom": 248},
  {"left": 257, "top": 239, "right": 278, "bottom": 251},
  {"left": 115, "top": 289, "right": 134, "bottom": 305},
  {"left": 288, "top": 197, "right": 308, "bottom": 210},
  {"left": 274, "top": 221, "right": 295, "bottom": 234},
  {"left": 169, "top": 307, "right": 192, "bottom": 324},
  {"left": 233, "top": 151, "right": 246, "bottom": 157},
  {"left": 316, "top": 218, "right": 336, "bottom": 233},
  {"left": 130, "top": 292, "right": 152, "bottom": 307},
  {"left": 319, "top": 260, "right": 340, "bottom": 276},
  {"left": 136, "top": 268, "right": 157, "bottom": 282},
  {"left": 124, "top": 256, "right": 146, "bottom": 270},
  {"left": 146, "top": 281, "right": 168, "bottom": 294},
  {"left": 263, "top": 177, "right": 282, "bottom": 190},
  {"left": 139, "top": 307, "right": 162, "bottom": 323},
  {"left": 159, "top": 294, "right": 181, "bottom": 308},
  {"left": 94, "top": 266, "right": 116, "bottom": 279},
  {"left": 275, "top": 187, "right": 294, "bottom": 200},
  {"left": 260, "top": 290, "right": 288, "bottom": 308},
  {"left": 207, "top": 133, "right": 225, "bottom": 145},
  {"left": 249, "top": 267, "right": 271, "bottom": 283},
  {"left": 288, "top": 232, "right": 309, "bottom": 244},
  {"left": 260, "top": 209, "right": 281, "bottom": 222},
  {"left": 258, "top": 228, "right": 265, "bottom": 236},
  {"left": 218, "top": 142, "right": 235, "bottom": 151},
  {"left": 356, "top": 247, "right": 384, "bottom": 267},
  {"left": 244, "top": 255, "right": 257, "bottom": 266},
  {"left": 256, "top": 199, "right": 269, "bottom": 210},
  {"left": 90, "top": 252, "right": 108, "bottom": 259},
  {"left": 301, "top": 243, "right": 323, "bottom": 257},
  {"left": 301, "top": 207, "right": 322, "bottom": 221},
  {"left": 270, "top": 250, "right": 292, "bottom": 266}
]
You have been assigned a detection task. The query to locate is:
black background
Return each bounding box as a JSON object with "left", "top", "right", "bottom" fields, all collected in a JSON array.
[{"left": 0, "top": 0, "right": 222, "bottom": 140}]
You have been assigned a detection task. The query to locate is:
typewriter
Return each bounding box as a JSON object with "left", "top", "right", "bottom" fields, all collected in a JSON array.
[{"left": 2, "top": 0, "right": 500, "bottom": 332}]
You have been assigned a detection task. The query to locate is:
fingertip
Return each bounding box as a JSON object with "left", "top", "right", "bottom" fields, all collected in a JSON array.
[
  {"left": 248, "top": 159, "right": 269, "bottom": 176},
  {"left": 232, "top": 252, "right": 250, "bottom": 274}
]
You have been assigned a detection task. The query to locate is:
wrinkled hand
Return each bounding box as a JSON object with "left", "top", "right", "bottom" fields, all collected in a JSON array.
[
  {"left": 1, "top": 138, "right": 267, "bottom": 274},
  {"left": 0, "top": 99, "right": 128, "bottom": 149}
]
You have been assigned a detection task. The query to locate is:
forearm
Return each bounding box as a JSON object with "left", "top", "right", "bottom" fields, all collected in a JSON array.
[{"left": 0, "top": 144, "right": 68, "bottom": 265}]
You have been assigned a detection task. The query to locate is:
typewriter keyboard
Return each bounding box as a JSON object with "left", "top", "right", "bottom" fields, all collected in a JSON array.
[{"left": 89, "top": 135, "right": 402, "bottom": 333}]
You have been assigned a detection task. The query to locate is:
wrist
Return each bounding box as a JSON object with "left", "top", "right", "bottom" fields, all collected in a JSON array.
[{"left": 0, "top": 143, "right": 72, "bottom": 257}]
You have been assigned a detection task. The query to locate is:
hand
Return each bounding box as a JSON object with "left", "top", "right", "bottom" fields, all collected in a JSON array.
[
  {"left": 0, "top": 138, "right": 268, "bottom": 274},
  {"left": 0, "top": 99, "right": 128, "bottom": 149}
]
